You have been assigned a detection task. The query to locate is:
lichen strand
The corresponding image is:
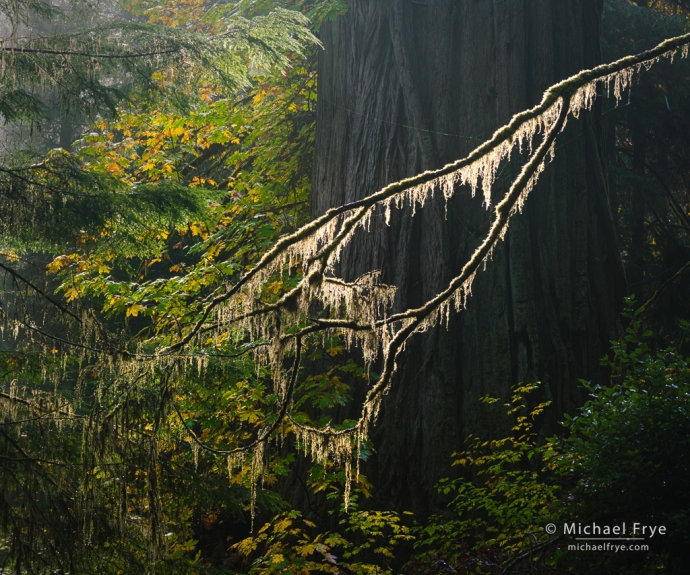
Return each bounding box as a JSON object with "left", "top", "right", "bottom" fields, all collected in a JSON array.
[
  {"left": 227, "top": 452, "right": 245, "bottom": 484},
  {"left": 321, "top": 273, "right": 396, "bottom": 322},
  {"left": 380, "top": 98, "right": 563, "bottom": 220},
  {"left": 293, "top": 422, "right": 355, "bottom": 510},
  {"left": 415, "top": 270, "right": 479, "bottom": 336},
  {"left": 250, "top": 440, "right": 266, "bottom": 530}
]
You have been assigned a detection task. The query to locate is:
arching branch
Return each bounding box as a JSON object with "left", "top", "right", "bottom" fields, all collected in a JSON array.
[{"left": 163, "top": 32, "right": 690, "bottom": 356}]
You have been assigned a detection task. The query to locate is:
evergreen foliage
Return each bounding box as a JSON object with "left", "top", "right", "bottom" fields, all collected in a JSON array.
[{"left": 0, "top": 0, "right": 316, "bottom": 249}]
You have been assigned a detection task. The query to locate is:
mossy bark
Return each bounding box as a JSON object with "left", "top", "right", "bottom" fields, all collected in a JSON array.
[{"left": 311, "top": 0, "right": 625, "bottom": 513}]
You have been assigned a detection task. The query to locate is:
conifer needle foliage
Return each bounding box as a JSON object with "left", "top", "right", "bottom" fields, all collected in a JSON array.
[{"left": 0, "top": 0, "right": 317, "bottom": 250}]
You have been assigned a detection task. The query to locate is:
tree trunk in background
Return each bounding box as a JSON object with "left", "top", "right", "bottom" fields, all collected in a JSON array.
[{"left": 312, "top": 0, "right": 626, "bottom": 513}]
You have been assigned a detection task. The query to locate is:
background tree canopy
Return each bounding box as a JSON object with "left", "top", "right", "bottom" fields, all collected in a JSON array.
[{"left": 0, "top": 1, "right": 688, "bottom": 574}]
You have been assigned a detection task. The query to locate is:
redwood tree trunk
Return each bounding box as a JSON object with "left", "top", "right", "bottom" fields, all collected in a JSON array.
[{"left": 312, "top": 0, "right": 626, "bottom": 513}]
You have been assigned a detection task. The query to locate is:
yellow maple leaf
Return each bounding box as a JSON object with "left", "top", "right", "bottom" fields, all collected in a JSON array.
[
  {"left": 46, "top": 255, "right": 70, "bottom": 274},
  {"left": 64, "top": 287, "right": 80, "bottom": 301},
  {"left": 126, "top": 304, "right": 146, "bottom": 317}
]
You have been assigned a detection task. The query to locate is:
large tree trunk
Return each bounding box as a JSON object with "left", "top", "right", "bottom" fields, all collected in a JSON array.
[{"left": 312, "top": 0, "right": 626, "bottom": 513}]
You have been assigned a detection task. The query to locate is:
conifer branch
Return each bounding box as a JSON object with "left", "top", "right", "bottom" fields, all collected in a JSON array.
[
  {"left": 0, "top": 309, "right": 100, "bottom": 353},
  {"left": 0, "top": 392, "right": 83, "bottom": 422}
]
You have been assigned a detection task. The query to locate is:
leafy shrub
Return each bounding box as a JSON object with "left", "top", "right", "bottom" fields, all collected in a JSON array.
[
  {"left": 560, "top": 309, "right": 690, "bottom": 572},
  {"left": 233, "top": 499, "right": 413, "bottom": 574},
  {"left": 410, "top": 305, "right": 690, "bottom": 574}
]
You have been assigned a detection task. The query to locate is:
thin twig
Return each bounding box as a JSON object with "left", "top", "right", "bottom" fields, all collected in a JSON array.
[
  {"left": 0, "top": 261, "right": 80, "bottom": 321},
  {"left": 0, "top": 46, "right": 178, "bottom": 59},
  {"left": 640, "top": 259, "right": 690, "bottom": 312},
  {"left": 172, "top": 335, "right": 302, "bottom": 456}
]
